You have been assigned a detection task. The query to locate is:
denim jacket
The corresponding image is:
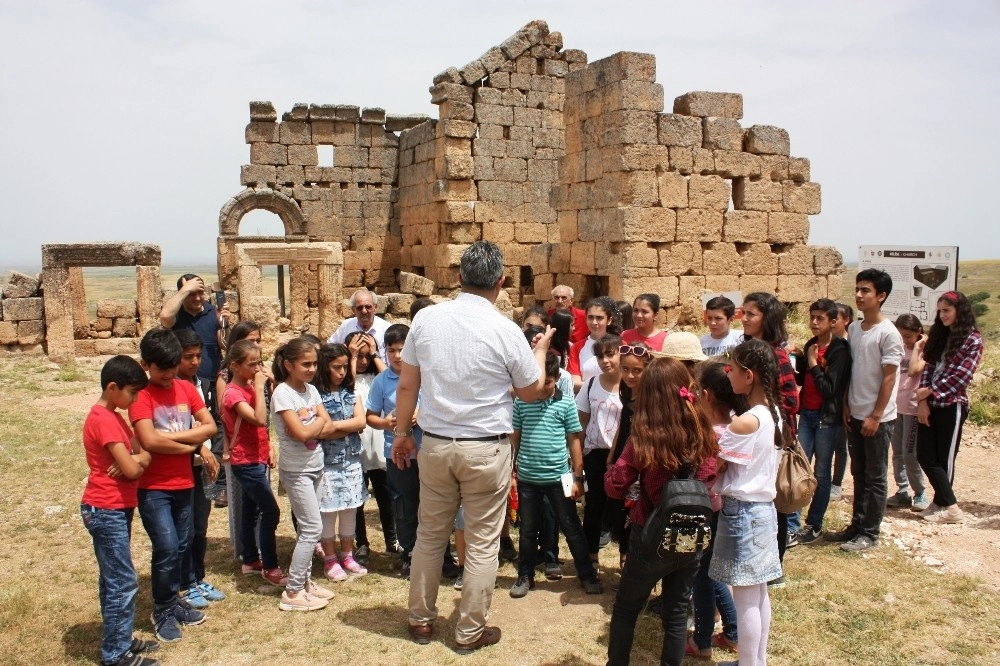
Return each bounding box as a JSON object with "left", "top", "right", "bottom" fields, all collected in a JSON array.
[{"left": 320, "top": 388, "right": 362, "bottom": 466}]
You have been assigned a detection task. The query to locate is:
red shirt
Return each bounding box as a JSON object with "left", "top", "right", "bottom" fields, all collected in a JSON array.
[
  {"left": 621, "top": 328, "right": 668, "bottom": 352},
  {"left": 128, "top": 380, "right": 205, "bottom": 491},
  {"left": 549, "top": 306, "right": 588, "bottom": 344},
  {"left": 801, "top": 344, "right": 828, "bottom": 411},
  {"left": 81, "top": 405, "right": 139, "bottom": 509},
  {"left": 223, "top": 383, "right": 271, "bottom": 466}
]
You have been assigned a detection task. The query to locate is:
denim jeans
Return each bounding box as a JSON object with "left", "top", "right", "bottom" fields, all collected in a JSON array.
[
  {"left": 691, "top": 511, "right": 737, "bottom": 650},
  {"left": 846, "top": 417, "right": 893, "bottom": 540},
  {"left": 81, "top": 505, "right": 137, "bottom": 664},
  {"left": 539, "top": 493, "right": 560, "bottom": 564},
  {"left": 137, "top": 488, "right": 192, "bottom": 611},
  {"left": 607, "top": 530, "right": 701, "bottom": 666},
  {"left": 798, "top": 409, "right": 841, "bottom": 530},
  {"left": 516, "top": 480, "right": 594, "bottom": 580},
  {"left": 183, "top": 466, "right": 212, "bottom": 586},
  {"left": 387, "top": 460, "right": 420, "bottom": 557},
  {"left": 231, "top": 463, "right": 281, "bottom": 569}
]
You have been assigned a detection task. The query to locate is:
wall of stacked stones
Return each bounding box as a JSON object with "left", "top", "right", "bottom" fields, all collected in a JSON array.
[{"left": 0, "top": 271, "right": 46, "bottom": 353}]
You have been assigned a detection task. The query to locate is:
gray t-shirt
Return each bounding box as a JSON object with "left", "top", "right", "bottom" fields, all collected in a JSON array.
[
  {"left": 847, "top": 318, "right": 904, "bottom": 423},
  {"left": 271, "top": 382, "right": 324, "bottom": 473}
]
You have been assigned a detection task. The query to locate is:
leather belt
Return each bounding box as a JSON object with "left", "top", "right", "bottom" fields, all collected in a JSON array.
[{"left": 423, "top": 431, "right": 506, "bottom": 442}]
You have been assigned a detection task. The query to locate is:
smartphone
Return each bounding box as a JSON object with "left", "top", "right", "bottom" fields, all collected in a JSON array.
[{"left": 215, "top": 290, "right": 226, "bottom": 308}]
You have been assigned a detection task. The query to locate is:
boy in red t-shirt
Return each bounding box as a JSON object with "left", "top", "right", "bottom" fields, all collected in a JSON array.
[
  {"left": 81, "top": 355, "right": 160, "bottom": 666},
  {"left": 129, "top": 329, "right": 216, "bottom": 644}
]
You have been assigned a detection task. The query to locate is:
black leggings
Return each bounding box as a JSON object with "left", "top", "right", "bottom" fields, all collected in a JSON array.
[
  {"left": 355, "top": 469, "right": 397, "bottom": 548},
  {"left": 583, "top": 449, "right": 609, "bottom": 555},
  {"left": 917, "top": 404, "right": 967, "bottom": 508}
]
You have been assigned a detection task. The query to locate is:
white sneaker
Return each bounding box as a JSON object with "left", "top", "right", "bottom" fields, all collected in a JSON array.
[
  {"left": 305, "top": 579, "right": 336, "bottom": 600},
  {"left": 279, "top": 590, "right": 328, "bottom": 612},
  {"left": 829, "top": 485, "right": 843, "bottom": 501},
  {"left": 918, "top": 502, "right": 942, "bottom": 518},
  {"left": 923, "top": 505, "right": 964, "bottom": 524}
]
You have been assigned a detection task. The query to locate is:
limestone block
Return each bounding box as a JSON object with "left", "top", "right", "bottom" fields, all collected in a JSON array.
[
  {"left": 658, "top": 172, "right": 688, "bottom": 208},
  {"left": 533, "top": 273, "right": 554, "bottom": 300},
  {"left": 767, "top": 212, "right": 809, "bottom": 244},
  {"left": 241, "top": 164, "right": 276, "bottom": 186},
  {"left": 287, "top": 144, "right": 318, "bottom": 166},
  {"left": 741, "top": 244, "right": 779, "bottom": 274},
  {"left": 478, "top": 181, "right": 521, "bottom": 204},
  {"left": 577, "top": 209, "right": 616, "bottom": 242},
  {"left": 501, "top": 31, "right": 532, "bottom": 60},
  {"left": 621, "top": 242, "right": 658, "bottom": 269},
  {"left": 673, "top": 92, "right": 743, "bottom": 119},
  {"left": 441, "top": 120, "right": 477, "bottom": 139},
  {"left": 679, "top": 275, "right": 707, "bottom": 303},
  {"left": 782, "top": 181, "right": 821, "bottom": 214},
  {"left": 620, "top": 276, "right": 678, "bottom": 308},
  {"left": 488, "top": 72, "right": 511, "bottom": 88},
  {"left": 515, "top": 222, "right": 547, "bottom": 243},
  {"left": 688, "top": 175, "right": 731, "bottom": 211},
  {"left": 676, "top": 209, "right": 723, "bottom": 242},
  {"left": 592, "top": 51, "right": 656, "bottom": 85},
  {"left": 398, "top": 271, "right": 435, "bottom": 297},
  {"left": 2, "top": 271, "right": 40, "bottom": 299},
  {"left": 460, "top": 59, "right": 488, "bottom": 85},
  {"left": 475, "top": 87, "right": 502, "bottom": 106},
  {"left": 524, "top": 202, "right": 556, "bottom": 224},
  {"left": 602, "top": 81, "right": 664, "bottom": 113},
  {"left": 97, "top": 331, "right": 112, "bottom": 339},
  {"left": 430, "top": 82, "right": 473, "bottom": 105},
  {"left": 278, "top": 121, "right": 311, "bottom": 145},
  {"left": 245, "top": 121, "right": 278, "bottom": 143},
  {"left": 692, "top": 148, "right": 715, "bottom": 174},
  {"left": 475, "top": 201, "right": 521, "bottom": 225},
  {"left": 788, "top": 157, "right": 810, "bottom": 182},
  {"left": 383, "top": 293, "right": 414, "bottom": 316},
  {"left": 481, "top": 47, "right": 507, "bottom": 75},
  {"left": 242, "top": 296, "right": 282, "bottom": 347},
  {"left": 702, "top": 243, "right": 743, "bottom": 275},
  {"left": 723, "top": 210, "right": 768, "bottom": 243},
  {"left": 334, "top": 146, "right": 369, "bottom": 168},
  {"left": 702, "top": 117, "right": 743, "bottom": 151},
  {"left": 744, "top": 125, "right": 790, "bottom": 155},
  {"left": 658, "top": 242, "right": 702, "bottom": 276},
  {"left": 732, "top": 178, "right": 783, "bottom": 212},
  {"left": 527, "top": 158, "right": 558, "bottom": 182},
  {"left": 544, "top": 59, "right": 568, "bottom": 77},
  {"left": 658, "top": 113, "right": 702, "bottom": 147},
  {"left": 613, "top": 171, "right": 659, "bottom": 207},
  {"left": 250, "top": 101, "right": 277, "bottom": 122},
  {"left": 0, "top": 321, "right": 16, "bottom": 345},
  {"left": 444, "top": 155, "right": 474, "bottom": 179},
  {"left": 433, "top": 67, "right": 462, "bottom": 85},
  {"left": 777, "top": 246, "right": 814, "bottom": 274},
  {"left": 606, "top": 145, "right": 669, "bottom": 173},
  {"left": 557, "top": 210, "right": 578, "bottom": 241},
  {"left": 494, "top": 157, "right": 528, "bottom": 181},
  {"left": 4, "top": 297, "right": 44, "bottom": 321},
  {"left": 250, "top": 143, "right": 287, "bottom": 166},
  {"left": 334, "top": 105, "right": 361, "bottom": 121},
  {"left": 604, "top": 110, "right": 657, "bottom": 145},
  {"left": 740, "top": 274, "right": 777, "bottom": 294},
  {"left": 276, "top": 165, "right": 304, "bottom": 184},
  {"left": 361, "top": 107, "right": 386, "bottom": 124},
  {"left": 511, "top": 72, "right": 532, "bottom": 90},
  {"left": 283, "top": 103, "right": 309, "bottom": 121},
  {"left": 777, "top": 275, "right": 826, "bottom": 302},
  {"left": 513, "top": 106, "right": 541, "bottom": 127},
  {"left": 440, "top": 101, "right": 474, "bottom": 121},
  {"left": 813, "top": 246, "right": 844, "bottom": 275},
  {"left": 570, "top": 242, "right": 596, "bottom": 274},
  {"left": 475, "top": 103, "right": 514, "bottom": 126},
  {"left": 73, "top": 339, "right": 97, "bottom": 356},
  {"left": 308, "top": 104, "right": 336, "bottom": 121},
  {"left": 385, "top": 114, "right": 431, "bottom": 132},
  {"left": 668, "top": 146, "right": 693, "bottom": 174},
  {"left": 759, "top": 155, "right": 789, "bottom": 181},
  {"left": 111, "top": 318, "right": 137, "bottom": 338},
  {"left": 94, "top": 317, "right": 113, "bottom": 332},
  {"left": 431, "top": 244, "right": 470, "bottom": 268},
  {"left": 827, "top": 274, "right": 844, "bottom": 300},
  {"left": 705, "top": 275, "right": 741, "bottom": 293},
  {"left": 714, "top": 150, "right": 761, "bottom": 178},
  {"left": 530, "top": 243, "right": 555, "bottom": 274}
]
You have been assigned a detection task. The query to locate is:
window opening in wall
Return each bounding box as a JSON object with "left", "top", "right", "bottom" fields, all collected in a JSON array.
[
  {"left": 535, "top": 59, "right": 544, "bottom": 75},
  {"left": 519, "top": 266, "right": 533, "bottom": 295},
  {"left": 261, "top": 265, "right": 290, "bottom": 318},
  {"left": 82, "top": 267, "right": 141, "bottom": 321},
  {"left": 584, "top": 275, "right": 609, "bottom": 302},
  {"left": 317, "top": 145, "right": 334, "bottom": 167},
  {"left": 238, "top": 209, "right": 285, "bottom": 237}
]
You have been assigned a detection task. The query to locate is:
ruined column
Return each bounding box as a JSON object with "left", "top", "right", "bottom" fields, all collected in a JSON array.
[
  {"left": 136, "top": 265, "right": 162, "bottom": 335},
  {"left": 41, "top": 268, "right": 73, "bottom": 362}
]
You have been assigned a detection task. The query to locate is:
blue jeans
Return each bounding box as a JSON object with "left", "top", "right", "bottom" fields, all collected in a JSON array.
[
  {"left": 692, "top": 511, "right": 737, "bottom": 650},
  {"left": 183, "top": 466, "right": 212, "bottom": 586},
  {"left": 231, "top": 463, "right": 281, "bottom": 569},
  {"left": 138, "top": 488, "right": 193, "bottom": 610},
  {"left": 608, "top": 529, "right": 701, "bottom": 666},
  {"left": 81, "top": 505, "right": 137, "bottom": 664},
  {"left": 516, "top": 480, "right": 594, "bottom": 580},
  {"left": 798, "top": 409, "right": 840, "bottom": 530},
  {"left": 847, "top": 417, "right": 893, "bottom": 540},
  {"left": 387, "top": 460, "right": 420, "bottom": 558}
]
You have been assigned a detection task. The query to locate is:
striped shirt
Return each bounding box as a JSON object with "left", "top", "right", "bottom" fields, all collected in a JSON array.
[{"left": 513, "top": 389, "right": 582, "bottom": 485}]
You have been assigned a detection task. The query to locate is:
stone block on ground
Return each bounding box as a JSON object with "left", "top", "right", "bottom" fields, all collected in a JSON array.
[
  {"left": 398, "top": 271, "right": 435, "bottom": 297},
  {"left": 3, "top": 297, "right": 44, "bottom": 321},
  {"left": 0, "top": 321, "right": 16, "bottom": 345},
  {"left": 112, "top": 318, "right": 138, "bottom": 338},
  {"left": 96, "top": 299, "right": 137, "bottom": 319},
  {"left": 17, "top": 320, "right": 44, "bottom": 345}
]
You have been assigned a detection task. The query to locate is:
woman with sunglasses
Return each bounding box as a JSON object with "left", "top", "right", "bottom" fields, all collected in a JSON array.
[
  {"left": 568, "top": 296, "right": 624, "bottom": 393},
  {"left": 622, "top": 293, "right": 668, "bottom": 352},
  {"left": 740, "top": 292, "right": 799, "bottom": 583}
]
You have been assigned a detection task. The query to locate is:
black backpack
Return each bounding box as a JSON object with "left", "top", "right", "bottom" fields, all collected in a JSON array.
[{"left": 639, "top": 462, "right": 713, "bottom": 559}]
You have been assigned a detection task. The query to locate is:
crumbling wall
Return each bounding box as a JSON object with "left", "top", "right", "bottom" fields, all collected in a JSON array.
[{"left": 0, "top": 271, "right": 45, "bottom": 354}]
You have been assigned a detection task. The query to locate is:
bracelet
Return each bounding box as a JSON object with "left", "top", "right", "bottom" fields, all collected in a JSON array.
[
  {"left": 574, "top": 475, "right": 585, "bottom": 482},
  {"left": 393, "top": 429, "right": 413, "bottom": 437}
]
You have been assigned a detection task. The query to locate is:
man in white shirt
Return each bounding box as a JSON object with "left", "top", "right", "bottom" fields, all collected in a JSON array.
[
  {"left": 327, "top": 289, "right": 391, "bottom": 363},
  {"left": 392, "top": 241, "right": 554, "bottom": 654}
]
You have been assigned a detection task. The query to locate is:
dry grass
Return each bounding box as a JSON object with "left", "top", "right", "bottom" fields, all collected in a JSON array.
[{"left": 1, "top": 357, "right": 999, "bottom": 665}]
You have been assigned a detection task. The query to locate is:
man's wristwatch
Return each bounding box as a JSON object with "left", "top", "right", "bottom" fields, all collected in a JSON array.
[
  {"left": 393, "top": 429, "right": 413, "bottom": 438},
  {"left": 574, "top": 475, "right": 586, "bottom": 483}
]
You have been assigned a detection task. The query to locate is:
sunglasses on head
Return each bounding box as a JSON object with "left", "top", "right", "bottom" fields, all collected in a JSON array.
[{"left": 619, "top": 345, "right": 649, "bottom": 358}]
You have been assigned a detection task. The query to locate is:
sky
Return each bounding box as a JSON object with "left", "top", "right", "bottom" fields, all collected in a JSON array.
[{"left": 1, "top": 0, "right": 998, "bottom": 270}]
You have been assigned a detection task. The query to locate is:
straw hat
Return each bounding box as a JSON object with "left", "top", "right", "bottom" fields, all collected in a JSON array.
[{"left": 657, "top": 331, "right": 708, "bottom": 362}]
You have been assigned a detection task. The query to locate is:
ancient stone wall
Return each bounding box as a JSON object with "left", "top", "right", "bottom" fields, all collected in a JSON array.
[{"left": 0, "top": 271, "right": 46, "bottom": 353}]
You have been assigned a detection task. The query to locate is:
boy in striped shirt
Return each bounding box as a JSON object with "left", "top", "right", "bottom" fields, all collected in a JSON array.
[{"left": 509, "top": 354, "right": 603, "bottom": 598}]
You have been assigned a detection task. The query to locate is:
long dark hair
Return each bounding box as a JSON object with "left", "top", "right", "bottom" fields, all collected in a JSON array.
[
  {"left": 549, "top": 309, "right": 573, "bottom": 361},
  {"left": 694, "top": 359, "right": 749, "bottom": 417},
  {"left": 344, "top": 331, "right": 379, "bottom": 376},
  {"left": 743, "top": 292, "right": 788, "bottom": 346},
  {"left": 585, "top": 296, "right": 623, "bottom": 336},
  {"left": 314, "top": 343, "right": 355, "bottom": 394},
  {"left": 629, "top": 358, "right": 718, "bottom": 471},
  {"left": 923, "top": 291, "right": 978, "bottom": 365},
  {"left": 226, "top": 320, "right": 261, "bottom": 349},
  {"left": 730, "top": 339, "right": 793, "bottom": 448},
  {"left": 272, "top": 337, "right": 317, "bottom": 384}
]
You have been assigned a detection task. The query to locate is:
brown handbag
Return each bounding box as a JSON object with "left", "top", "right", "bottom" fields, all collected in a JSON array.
[{"left": 774, "top": 438, "right": 817, "bottom": 514}]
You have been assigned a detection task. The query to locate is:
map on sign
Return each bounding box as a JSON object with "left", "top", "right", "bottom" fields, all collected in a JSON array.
[{"left": 857, "top": 246, "right": 959, "bottom": 325}]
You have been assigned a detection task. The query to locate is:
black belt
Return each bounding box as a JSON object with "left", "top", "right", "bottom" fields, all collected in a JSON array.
[{"left": 423, "top": 431, "right": 506, "bottom": 442}]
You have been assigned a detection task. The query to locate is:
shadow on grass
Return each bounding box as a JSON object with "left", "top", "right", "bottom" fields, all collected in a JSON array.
[
  {"left": 336, "top": 603, "right": 412, "bottom": 642},
  {"left": 62, "top": 621, "right": 102, "bottom": 663}
]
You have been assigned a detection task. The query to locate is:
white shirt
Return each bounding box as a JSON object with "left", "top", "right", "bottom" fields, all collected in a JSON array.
[
  {"left": 575, "top": 376, "right": 622, "bottom": 452},
  {"left": 700, "top": 329, "right": 743, "bottom": 357},
  {"left": 847, "top": 319, "right": 903, "bottom": 423},
  {"left": 401, "top": 292, "right": 540, "bottom": 437},
  {"left": 327, "top": 315, "right": 391, "bottom": 363},
  {"left": 579, "top": 338, "right": 600, "bottom": 385},
  {"left": 713, "top": 404, "right": 781, "bottom": 502}
]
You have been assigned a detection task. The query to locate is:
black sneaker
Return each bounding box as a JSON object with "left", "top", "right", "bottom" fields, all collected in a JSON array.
[
  {"left": 129, "top": 638, "right": 159, "bottom": 654},
  {"left": 599, "top": 529, "right": 612, "bottom": 549},
  {"left": 786, "top": 532, "right": 800, "bottom": 549},
  {"left": 825, "top": 526, "right": 859, "bottom": 543},
  {"left": 509, "top": 575, "right": 535, "bottom": 598},
  {"left": 173, "top": 599, "right": 207, "bottom": 626},
  {"left": 840, "top": 535, "right": 878, "bottom": 553},
  {"left": 796, "top": 526, "right": 823, "bottom": 545},
  {"left": 102, "top": 649, "right": 160, "bottom": 666},
  {"left": 581, "top": 575, "right": 602, "bottom": 595},
  {"left": 401, "top": 559, "right": 411, "bottom": 579},
  {"left": 355, "top": 544, "right": 370, "bottom": 562},
  {"left": 767, "top": 575, "right": 786, "bottom": 588},
  {"left": 150, "top": 608, "right": 182, "bottom": 644},
  {"left": 499, "top": 537, "right": 518, "bottom": 563},
  {"left": 442, "top": 558, "right": 463, "bottom": 579}
]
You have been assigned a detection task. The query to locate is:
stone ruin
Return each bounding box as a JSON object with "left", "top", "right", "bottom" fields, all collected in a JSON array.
[{"left": 6, "top": 19, "right": 844, "bottom": 360}]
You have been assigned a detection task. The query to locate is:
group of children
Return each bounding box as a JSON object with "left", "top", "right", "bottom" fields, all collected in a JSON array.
[{"left": 80, "top": 269, "right": 983, "bottom": 666}]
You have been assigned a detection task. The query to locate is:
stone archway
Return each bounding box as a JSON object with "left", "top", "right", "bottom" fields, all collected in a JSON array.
[{"left": 218, "top": 188, "right": 306, "bottom": 237}]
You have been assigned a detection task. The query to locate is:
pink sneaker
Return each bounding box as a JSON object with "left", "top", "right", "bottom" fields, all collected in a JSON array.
[
  {"left": 324, "top": 558, "right": 347, "bottom": 582},
  {"left": 341, "top": 555, "right": 368, "bottom": 576},
  {"left": 262, "top": 567, "right": 289, "bottom": 586}
]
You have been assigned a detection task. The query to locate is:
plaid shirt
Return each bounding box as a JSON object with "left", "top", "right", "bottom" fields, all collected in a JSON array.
[
  {"left": 773, "top": 345, "right": 799, "bottom": 436},
  {"left": 920, "top": 330, "right": 983, "bottom": 408}
]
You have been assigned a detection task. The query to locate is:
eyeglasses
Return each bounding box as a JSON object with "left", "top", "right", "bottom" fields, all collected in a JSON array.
[{"left": 619, "top": 345, "right": 649, "bottom": 358}]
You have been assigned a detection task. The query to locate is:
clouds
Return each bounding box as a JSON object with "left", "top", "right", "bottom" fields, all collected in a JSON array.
[{"left": 1, "top": 0, "right": 997, "bottom": 268}]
